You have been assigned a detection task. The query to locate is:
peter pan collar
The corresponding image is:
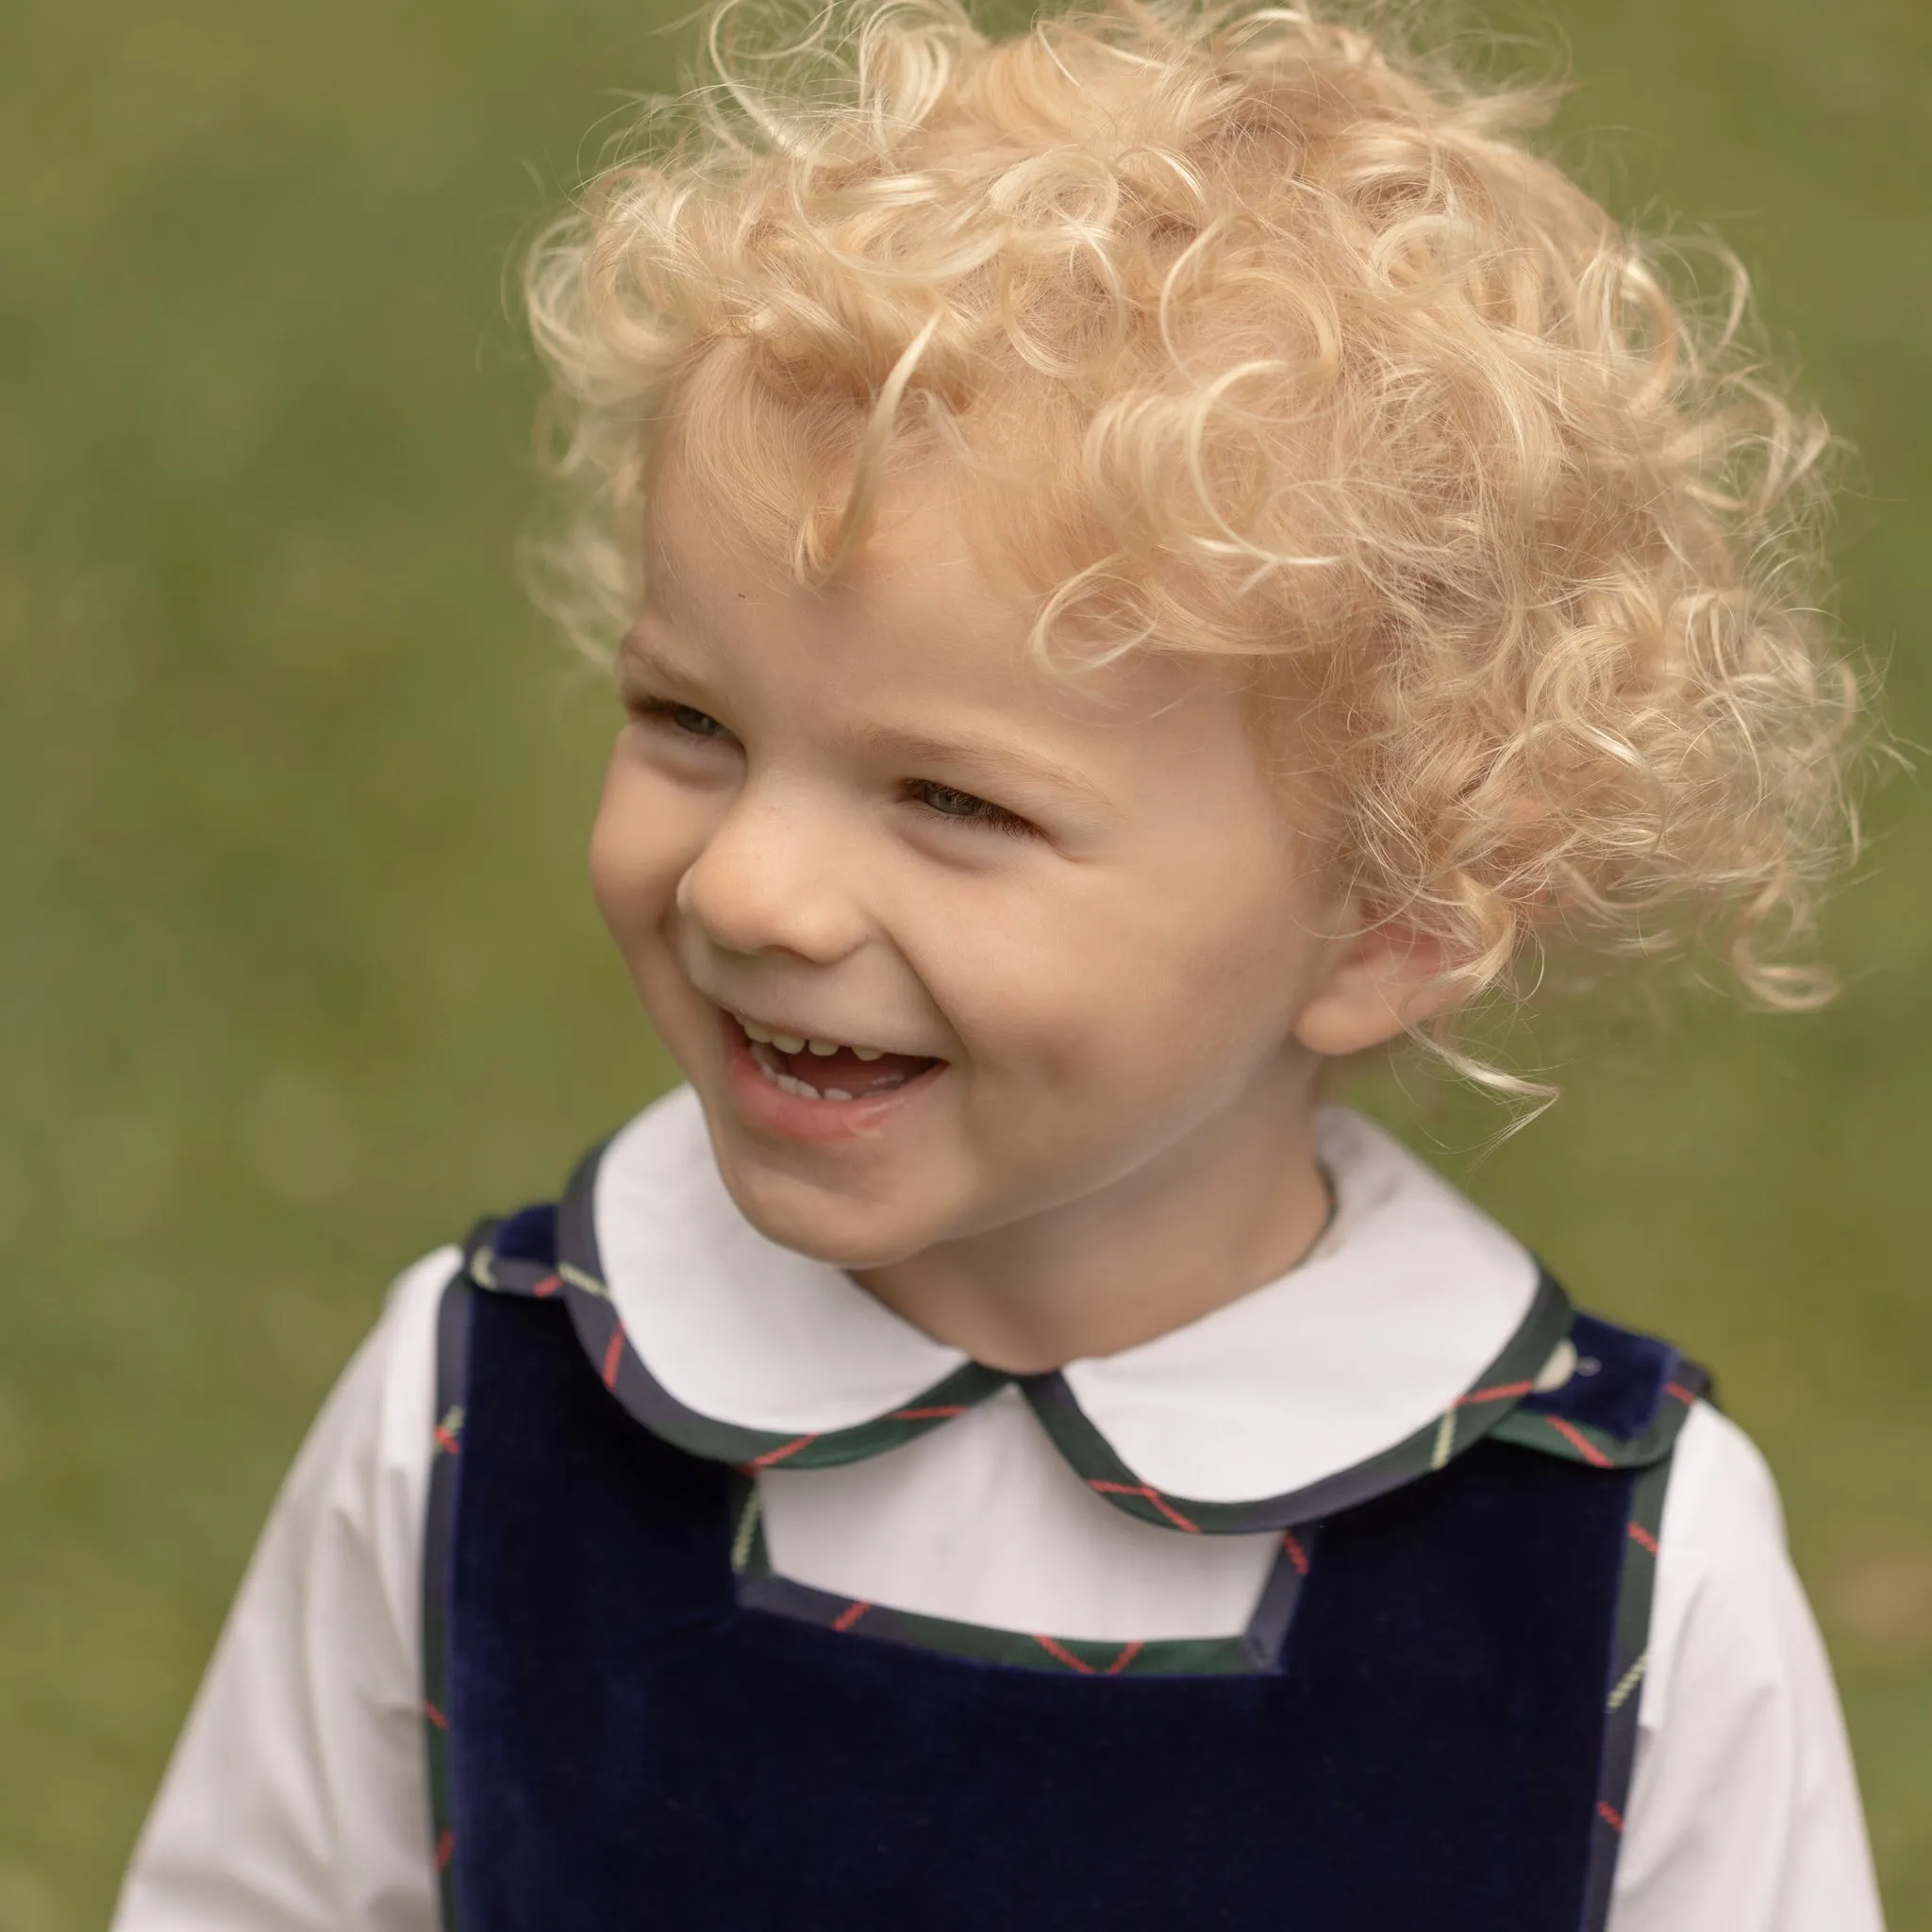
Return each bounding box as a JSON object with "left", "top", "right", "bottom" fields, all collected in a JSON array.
[{"left": 512, "top": 1085, "right": 1570, "bottom": 1535}]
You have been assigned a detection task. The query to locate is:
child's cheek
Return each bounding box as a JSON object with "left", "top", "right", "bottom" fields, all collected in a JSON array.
[
  {"left": 945, "top": 891, "right": 1314, "bottom": 1192},
  {"left": 932, "top": 946, "right": 1186, "bottom": 1152},
  {"left": 588, "top": 752, "right": 679, "bottom": 974}
]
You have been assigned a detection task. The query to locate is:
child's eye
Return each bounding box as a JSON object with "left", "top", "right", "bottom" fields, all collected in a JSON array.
[
  {"left": 907, "top": 779, "right": 1039, "bottom": 839},
  {"left": 629, "top": 696, "right": 734, "bottom": 741},
  {"left": 666, "top": 704, "right": 730, "bottom": 740}
]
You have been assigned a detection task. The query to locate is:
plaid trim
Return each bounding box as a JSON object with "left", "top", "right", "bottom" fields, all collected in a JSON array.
[
  {"left": 1577, "top": 1452, "right": 1678, "bottom": 1932},
  {"left": 1489, "top": 1363, "right": 1709, "bottom": 1472},
  {"left": 725, "top": 1470, "right": 1318, "bottom": 1676},
  {"left": 460, "top": 1152, "right": 1013, "bottom": 1473},
  {"left": 421, "top": 1268, "right": 471, "bottom": 1932},
  {"left": 1015, "top": 1274, "right": 1576, "bottom": 1535},
  {"left": 467, "top": 1142, "right": 1578, "bottom": 1539}
]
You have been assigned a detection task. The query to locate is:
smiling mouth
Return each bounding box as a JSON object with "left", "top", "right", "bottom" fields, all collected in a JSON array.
[{"left": 729, "top": 1010, "right": 943, "bottom": 1102}]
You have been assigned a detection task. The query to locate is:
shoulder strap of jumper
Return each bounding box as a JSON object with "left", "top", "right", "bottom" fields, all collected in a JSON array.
[
  {"left": 1494, "top": 1307, "right": 1714, "bottom": 1932},
  {"left": 419, "top": 1200, "right": 567, "bottom": 1929}
]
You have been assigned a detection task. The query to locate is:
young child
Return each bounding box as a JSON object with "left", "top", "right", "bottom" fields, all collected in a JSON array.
[{"left": 115, "top": 1, "right": 1884, "bottom": 1926}]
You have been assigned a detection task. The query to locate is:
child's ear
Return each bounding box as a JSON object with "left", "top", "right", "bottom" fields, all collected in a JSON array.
[{"left": 1291, "top": 917, "right": 1461, "bottom": 1058}]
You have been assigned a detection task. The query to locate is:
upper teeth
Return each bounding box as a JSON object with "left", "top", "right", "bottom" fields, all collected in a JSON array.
[{"left": 737, "top": 1014, "right": 889, "bottom": 1060}]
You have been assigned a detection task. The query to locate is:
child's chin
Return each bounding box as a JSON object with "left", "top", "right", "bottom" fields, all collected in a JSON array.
[{"left": 713, "top": 1159, "right": 941, "bottom": 1274}]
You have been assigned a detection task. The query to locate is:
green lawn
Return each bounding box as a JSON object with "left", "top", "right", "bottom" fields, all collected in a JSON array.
[{"left": 2, "top": 0, "right": 1927, "bottom": 1924}]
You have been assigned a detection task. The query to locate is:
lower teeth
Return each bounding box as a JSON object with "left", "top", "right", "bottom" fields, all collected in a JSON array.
[{"left": 750, "top": 1041, "right": 905, "bottom": 1102}]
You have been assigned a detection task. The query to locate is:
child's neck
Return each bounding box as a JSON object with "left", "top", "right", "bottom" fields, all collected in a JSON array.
[{"left": 848, "top": 1064, "right": 1331, "bottom": 1374}]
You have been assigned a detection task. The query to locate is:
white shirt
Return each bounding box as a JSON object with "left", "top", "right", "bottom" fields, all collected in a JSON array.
[{"left": 113, "top": 1091, "right": 1885, "bottom": 1930}]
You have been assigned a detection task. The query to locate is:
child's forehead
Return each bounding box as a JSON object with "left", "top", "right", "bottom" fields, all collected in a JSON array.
[
  {"left": 634, "top": 465, "right": 1253, "bottom": 739},
  {"left": 645, "top": 421, "right": 1068, "bottom": 602},
  {"left": 641, "top": 459, "right": 1132, "bottom": 708},
  {"left": 645, "top": 458, "right": 986, "bottom": 604}
]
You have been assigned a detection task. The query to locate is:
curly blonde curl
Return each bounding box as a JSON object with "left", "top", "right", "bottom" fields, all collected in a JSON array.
[{"left": 524, "top": 0, "right": 1867, "bottom": 1092}]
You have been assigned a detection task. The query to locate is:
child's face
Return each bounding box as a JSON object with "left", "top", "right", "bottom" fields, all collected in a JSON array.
[{"left": 591, "top": 469, "right": 1361, "bottom": 1272}]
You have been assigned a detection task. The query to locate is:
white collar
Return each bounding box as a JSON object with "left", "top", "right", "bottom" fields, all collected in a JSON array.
[{"left": 592, "top": 1086, "right": 1541, "bottom": 1506}]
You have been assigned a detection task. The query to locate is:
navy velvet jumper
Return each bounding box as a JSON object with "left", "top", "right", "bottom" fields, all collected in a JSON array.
[{"left": 424, "top": 1202, "right": 1703, "bottom": 1932}]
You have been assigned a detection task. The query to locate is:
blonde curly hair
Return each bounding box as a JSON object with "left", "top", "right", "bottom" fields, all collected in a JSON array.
[{"left": 524, "top": 0, "right": 1865, "bottom": 1080}]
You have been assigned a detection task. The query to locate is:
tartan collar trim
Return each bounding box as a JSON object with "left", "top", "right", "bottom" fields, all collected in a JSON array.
[{"left": 461, "top": 1100, "right": 1576, "bottom": 1536}]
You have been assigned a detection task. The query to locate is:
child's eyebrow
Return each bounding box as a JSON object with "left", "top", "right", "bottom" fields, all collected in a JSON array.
[{"left": 618, "top": 628, "right": 701, "bottom": 686}]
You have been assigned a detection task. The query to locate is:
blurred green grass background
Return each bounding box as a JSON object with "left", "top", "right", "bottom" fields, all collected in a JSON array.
[{"left": 1, "top": 0, "right": 1926, "bottom": 1924}]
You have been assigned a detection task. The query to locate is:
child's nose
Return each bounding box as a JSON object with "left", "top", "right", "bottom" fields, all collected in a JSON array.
[{"left": 675, "top": 785, "right": 866, "bottom": 965}]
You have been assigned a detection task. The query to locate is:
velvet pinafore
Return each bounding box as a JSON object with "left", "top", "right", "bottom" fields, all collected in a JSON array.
[{"left": 421, "top": 1142, "right": 1707, "bottom": 1932}]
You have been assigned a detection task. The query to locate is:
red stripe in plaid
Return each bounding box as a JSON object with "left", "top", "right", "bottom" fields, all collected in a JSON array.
[
  {"left": 1088, "top": 1480, "right": 1201, "bottom": 1534},
  {"left": 1281, "top": 1529, "right": 1310, "bottom": 1575},
  {"left": 1664, "top": 1381, "right": 1699, "bottom": 1406},
  {"left": 422, "top": 1700, "right": 448, "bottom": 1731},
  {"left": 749, "top": 1434, "right": 821, "bottom": 1470},
  {"left": 890, "top": 1406, "right": 968, "bottom": 1421},
  {"left": 533, "top": 1273, "right": 561, "bottom": 1298},
  {"left": 1597, "top": 1801, "right": 1624, "bottom": 1833},
  {"left": 832, "top": 1601, "right": 871, "bottom": 1633},
  {"left": 1032, "top": 1633, "right": 1095, "bottom": 1674},
  {"left": 435, "top": 1829, "right": 455, "bottom": 1871},
  {"left": 601, "top": 1328, "right": 624, "bottom": 1391},
  {"left": 433, "top": 1424, "right": 460, "bottom": 1457},
  {"left": 1105, "top": 1641, "right": 1143, "bottom": 1675},
  {"left": 1544, "top": 1415, "right": 1613, "bottom": 1467},
  {"left": 1627, "top": 1521, "right": 1659, "bottom": 1556},
  {"left": 1457, "top": 1379, "right": 1534, "bottom": 1407}
]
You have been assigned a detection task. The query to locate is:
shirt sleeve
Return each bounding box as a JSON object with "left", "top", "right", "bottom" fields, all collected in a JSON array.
[
  {"left": 1608, "top": 1401, "right": 1886, "bottom": 1932},
  {"left": 111, "top": 1250, "right": 451, "bottom": 1932}
]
